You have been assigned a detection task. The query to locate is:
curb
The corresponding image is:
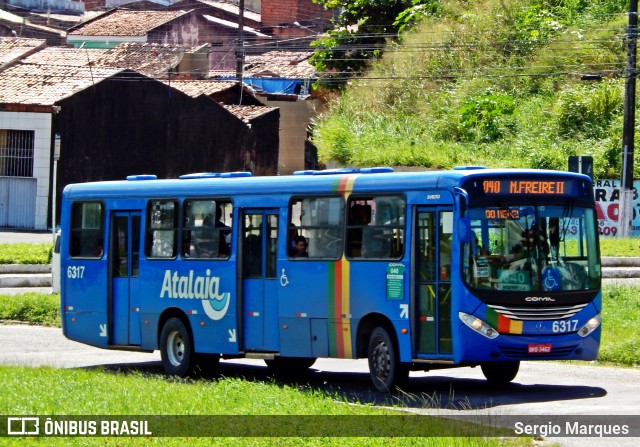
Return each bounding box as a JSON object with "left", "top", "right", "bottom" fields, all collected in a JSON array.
[
  {"left": 0, "top": 265, "right": 53, "bottom": 290},
  {"left": 601, "top": 267, "right": 640, "bottom": 278},
  {"left": 601, "top": 257, "right": 640, "bottom": 267},
  {"left": 0, "top": 264, "right": 51, "bottom": 274},
  {"left": 0, "top": 273, "right": 51, "bottom": 288},
  {"left": 1, "top": 260, "right": 640, "bottom": 289}
]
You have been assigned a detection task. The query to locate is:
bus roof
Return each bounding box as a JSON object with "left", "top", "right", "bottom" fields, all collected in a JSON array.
[{"left": 62, "top": 168, "right": 591, "bottom": 199}]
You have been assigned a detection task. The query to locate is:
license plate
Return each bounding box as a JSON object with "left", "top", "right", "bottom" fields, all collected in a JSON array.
[{"left": 528, "top": 343, "right": 552, "bottom": 354}]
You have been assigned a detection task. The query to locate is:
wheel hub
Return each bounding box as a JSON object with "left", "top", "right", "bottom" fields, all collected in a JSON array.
[
  {"left": 167, "top": 330, "right": 184, "bottom": 367},
  {"left": 373, "top": 341, "right": 390, "bottom": 379}
]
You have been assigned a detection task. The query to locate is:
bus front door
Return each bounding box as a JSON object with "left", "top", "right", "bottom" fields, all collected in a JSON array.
[
  {"left": 241, "top": 209, "right": 279, "bottom": 352},
  {"left": 109, "top": 211, "right": 141, "bottom": 346},
  {"left": 414, "top": 209, "right": 453, "bottom": 358}
]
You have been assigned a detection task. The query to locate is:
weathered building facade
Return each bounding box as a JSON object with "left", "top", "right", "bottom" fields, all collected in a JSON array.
[{"left": 0, "top": 46, "right": 279, "bottom": 229}]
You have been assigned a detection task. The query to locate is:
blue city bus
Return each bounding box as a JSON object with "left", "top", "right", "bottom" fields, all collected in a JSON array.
[{"left": 60, "top": 167, "right": 601, "bottom": 392}]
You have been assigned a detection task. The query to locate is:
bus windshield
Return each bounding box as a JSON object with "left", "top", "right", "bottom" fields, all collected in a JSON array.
[{"left": 462, "top": 204, "right": 600, "bottom": 292}]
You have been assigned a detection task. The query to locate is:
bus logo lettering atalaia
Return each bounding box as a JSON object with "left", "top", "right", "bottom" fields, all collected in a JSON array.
[{"left": 159, "top": 269, "right": 230, "bottom": 320}]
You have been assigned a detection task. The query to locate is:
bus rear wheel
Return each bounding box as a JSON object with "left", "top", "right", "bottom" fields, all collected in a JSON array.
[
  {"left": 367, "top": 327, "right": 409, "bottom": 392},
  {"left": 481, "top": 361, "right": 520, "bottom": 383},
  {"left": 160, "top": 317, "right": 195, "bottom": 377}
]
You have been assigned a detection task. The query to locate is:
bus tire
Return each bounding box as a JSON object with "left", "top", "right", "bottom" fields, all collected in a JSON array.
[
  {"left": 481, "top": 361, "right": 520, "bottom": 383},
  {"left": 367, "top": 327, "right": 409, "bottom": 392},
  {"left": 160, "top": 317, "right": 195, "bottom": 377}
]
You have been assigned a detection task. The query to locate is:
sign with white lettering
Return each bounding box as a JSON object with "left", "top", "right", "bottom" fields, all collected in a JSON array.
[
  {"left": 386, "top": 264, "right": 405, "bottom": 300},
  {"left": 594, "top": 179, "right": 640, "bottom": 237}
]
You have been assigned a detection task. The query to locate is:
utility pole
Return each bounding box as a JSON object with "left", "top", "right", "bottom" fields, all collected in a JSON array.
[
  {"left": 235, "top": 0, "right": 245, "bottom": 83},
  {"left": 620, "top": 0, "right": 638, "bottom": 238}
]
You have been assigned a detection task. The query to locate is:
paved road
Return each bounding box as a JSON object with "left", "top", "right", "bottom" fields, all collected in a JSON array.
[
  {"left": 0, "top": 230, "right": 53, "bottom": 244},
  {"left": 0, "top": 325, "right": 638, "bottom": 446}
]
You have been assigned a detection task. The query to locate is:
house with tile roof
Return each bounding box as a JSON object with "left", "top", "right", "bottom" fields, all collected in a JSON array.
[
  {"left": 0, "top": 36, "right": 46, "bottom": 69},
  {"left": 164, "top": 78, "right": 262, "bottom": 105},
  {"left": 0, "top": 50, "right": 279, "bottom": 229},
  {"left": 211, "top": 50, "right": 320, "bottom": 175},
  {"left": 243, "top": 50, "right": 315, "bottom": 95},
  {"left": 66, "top": 9, "right": 200, "bottom": 48},
  {"left": 90, "top": 0, "right": 331, "bottom": 36},
  {"left": 64, "top": 6, "right": 272, "bottom": 72},
  {"left": 21, "top": 41, "right": 210, "bottom": 78},
  {"left": 0, "top": 63, "right": 121, "bottom": 228}
]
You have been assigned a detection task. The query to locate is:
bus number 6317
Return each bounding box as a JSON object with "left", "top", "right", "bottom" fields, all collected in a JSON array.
[
  {"left": 552, "top": 320, "right": 578, "bottom": 333},
  {"left": 67, "top": 265, "right": 85, "bottom": 279}
]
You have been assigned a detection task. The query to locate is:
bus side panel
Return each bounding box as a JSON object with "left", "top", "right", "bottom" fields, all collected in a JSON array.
[
  {"left": 62, "top": 257, "right": 110, "bottom": 348},
  {"left": 138, "top": 260, "right": 240, "bottom": 355},
  {"left": 349, "top": 262, "right": 413, "bottom": 363},
  {"left": 277, "top": 261, "right": 332, "bottom": 356}
]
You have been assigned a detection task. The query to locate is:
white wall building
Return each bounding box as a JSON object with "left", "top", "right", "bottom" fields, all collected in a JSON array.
[{"left": 0, "top": 111, "right": 54, "bottom": 229}]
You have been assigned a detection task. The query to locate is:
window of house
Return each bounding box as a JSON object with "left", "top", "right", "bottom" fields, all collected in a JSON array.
[
  {"left": 70, "top": 202, "right": 104, "bottom": 258},
  {"left": 288, "top": 197, "right": 344, "bottom": 259},
  {"left": 145, "top": 200, "right": 178, "bottom": 258},
  {"left": 0, "top": 130, "right": 34, "bottom": 177},
  {"left": 182, "top": 199, "right": 232, "bottom": 259},
  {"left": 346, "top": 195, "right": 405, "bottom": 260}
]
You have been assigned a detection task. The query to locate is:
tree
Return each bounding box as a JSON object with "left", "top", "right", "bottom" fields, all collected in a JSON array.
[{"left": 310, "top": 0, "right": 441, "bottom": 86}]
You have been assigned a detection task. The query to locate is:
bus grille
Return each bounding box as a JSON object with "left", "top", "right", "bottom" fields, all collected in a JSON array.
[
  {"left": 499, "top": 345, "right": 578, "bottom": 358},
  {"left": 487, "top": 303, "right": 588, "bottom": 321}
]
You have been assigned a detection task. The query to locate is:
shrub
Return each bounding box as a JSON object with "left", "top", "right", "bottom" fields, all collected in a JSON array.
[
  {"left": 458, "top": 89, "right": 516, "bottom": 143},
  {"left": 555, "top": 81, "right": 623, "bottom": 140}
]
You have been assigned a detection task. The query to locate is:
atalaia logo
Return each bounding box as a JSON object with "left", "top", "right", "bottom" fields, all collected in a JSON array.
[{"left": 159, "top": 269, "right": 230, "bottom": 320}]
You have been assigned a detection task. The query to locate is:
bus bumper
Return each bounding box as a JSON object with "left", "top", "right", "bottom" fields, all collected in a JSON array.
[{"left": 457, "top": 324, "right": 601, "bottom": 363}]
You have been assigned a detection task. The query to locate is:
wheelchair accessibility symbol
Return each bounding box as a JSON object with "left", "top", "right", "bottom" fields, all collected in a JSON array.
[
  {"left": 280, "top": 269, "right": 289, "bottom": 287},
  {"left": 543, "top": 267, "right": 561, "bottom": 291}
]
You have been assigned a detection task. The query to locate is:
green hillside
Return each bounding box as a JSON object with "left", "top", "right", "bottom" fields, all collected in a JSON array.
[{"left": 311, "top": 0, "right": 635, "bottom": 178}]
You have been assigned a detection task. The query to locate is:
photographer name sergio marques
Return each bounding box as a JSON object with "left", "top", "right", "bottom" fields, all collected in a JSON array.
[{"left": 514, "top": 420, "right": 630, "bottom": 437}]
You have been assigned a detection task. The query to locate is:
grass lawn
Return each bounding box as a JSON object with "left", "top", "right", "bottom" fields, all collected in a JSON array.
[{"left": 0, "top": 366, "right": 524, "bottom": 446}]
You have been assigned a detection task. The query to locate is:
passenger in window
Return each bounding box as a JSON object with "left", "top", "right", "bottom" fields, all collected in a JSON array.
[
  {"left": 291, "top": 235, "right": 309, "bottom": 258},
  {"left": 471, "top": 233, "right": 490, "bottom": 258},
  {"left": 287, "top": 222, "right": 300, "bottom": 256},
  {"left": 214, "top": 205, "right": 231, "bottom": 256},
  {"left": 510, "top": 227, "right": 548, "bottom": 262},
  {"left": 94, "top": 239, "right": 104, "bottom": 257}
]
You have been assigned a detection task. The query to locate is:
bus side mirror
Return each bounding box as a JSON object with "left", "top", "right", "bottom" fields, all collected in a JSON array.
[{"left": 458, "top": 217, "right": 471, "bottom": 244}]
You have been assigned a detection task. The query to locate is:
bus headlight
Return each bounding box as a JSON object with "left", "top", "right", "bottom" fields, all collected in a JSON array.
[
  {"left": 459, "top": 312, "right": 499, "bottom": 339},
  {"left": 577, "top": 314, "right": 601, "bottom": 338}
]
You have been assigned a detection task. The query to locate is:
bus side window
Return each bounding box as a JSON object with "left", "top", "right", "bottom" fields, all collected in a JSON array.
[
  {"left": 288, "top": 197, "right": 343, "bottom": 259},
  {"left": 182, "top": 200, "right": 231, "bottom": 259},
  {"left": 348, "top": 196, "right": 405, "bottom": 260},
  {"left": 70, "top": 202, "right": 104, "bottom": 259},
  {"left": 145, "top": 200, "right": 177, "bottom": 258},
  {"left": 439, "top": 212, "right": 453, "bottom": 280}
]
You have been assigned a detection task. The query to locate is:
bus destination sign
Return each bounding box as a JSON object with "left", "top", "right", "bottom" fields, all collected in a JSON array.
[{"left": 482, "top": 179, "right": 570, "bottom": 196}]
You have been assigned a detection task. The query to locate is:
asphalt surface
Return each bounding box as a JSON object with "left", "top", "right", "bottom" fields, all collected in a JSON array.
[{"left": 0, "top": 230, "right": 54, "bottom": 244}]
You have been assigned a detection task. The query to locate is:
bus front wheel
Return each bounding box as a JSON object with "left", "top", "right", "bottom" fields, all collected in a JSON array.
[
  {"left": 160, "top": 317, "right": 195, "bottom": 377},
  {"left": 481, "top": 361, "right": 520, "bottom": 383},
  {"left": 367, "top": 327, "right": 409, "bottom": 392}
]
